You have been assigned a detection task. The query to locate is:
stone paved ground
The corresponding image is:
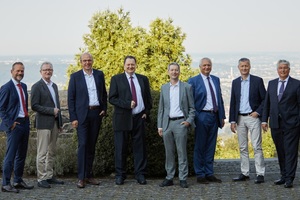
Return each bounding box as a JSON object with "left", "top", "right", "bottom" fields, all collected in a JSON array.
[{"left": 1, "top": 159, "right": 300, "bottom": 200}]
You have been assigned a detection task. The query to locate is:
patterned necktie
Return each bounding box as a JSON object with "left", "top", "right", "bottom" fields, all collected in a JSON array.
[
  {"left": 207, "top": 77, "right": 218, "bottom": 112},
  {"left": 278, "top": 80, "right": 285, "bottom": 101},
  {"left": 17, "top": 83, "right": 28, "bottom": 117},
  {"left": 130, "top": 76, "right": 137, "bottom": 106}
]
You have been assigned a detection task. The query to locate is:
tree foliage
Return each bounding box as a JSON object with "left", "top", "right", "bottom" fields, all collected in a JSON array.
[{"left": 66, "top": 8, "right": 197, "bottom": 91}]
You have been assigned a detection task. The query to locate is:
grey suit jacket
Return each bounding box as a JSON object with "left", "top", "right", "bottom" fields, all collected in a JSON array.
[
  {"left": 31, "top": 78, "right": 62, "bottom": 129},
  {"left": 157, "top": 81, "right": 195, "bottom": 131}
]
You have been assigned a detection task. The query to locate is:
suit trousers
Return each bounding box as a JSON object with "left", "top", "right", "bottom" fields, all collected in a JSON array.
[
  {"left": 271, "top": 124, "right": 300, "bottom": 182},
  {"left": 2, "top": 118, "right": 30, "bottom": 185},
  {"left": 236, "top": 115, "right": 265, "bottom": 176},
  {"left": 36, "top": 121, "right": 59, "bottom": 182},
  {"left": 76, "top": 109, "right": 102, "bottom": 180},
  {"left": 163, "top": 118, "right": 188, "bottom": 180},
  {"left": 194, "top": 111, "right": 218, "bottom": 178},
  {"left": 114, "top": 112, "right": 147, "bottom": 179}
]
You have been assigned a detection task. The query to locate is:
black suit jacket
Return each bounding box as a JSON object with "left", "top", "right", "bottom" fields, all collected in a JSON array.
[
  {"left": 109, "top": 73, "right": 152, "bottom": 131},
  {"left": 229, "top": 75, "right": 266, "bottom": 124},
  {"left": 68, "top": 69, "right": 107, "bottom": 123},
  {"left": 262, "top": 76, "right": 300, "bottom": 129}
]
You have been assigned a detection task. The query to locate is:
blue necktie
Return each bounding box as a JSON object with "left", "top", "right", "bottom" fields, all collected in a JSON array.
[
  {"left": 207, "top": 77, "right": 218, "bottom": 112},
  {"left": 278, "top": 80, "right": 285, "bottom": 101}
]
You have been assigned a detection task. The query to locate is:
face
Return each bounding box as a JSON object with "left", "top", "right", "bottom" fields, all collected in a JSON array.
[
  {"left": 80, "top": 53, "right": 93, "bottom": 71},
  {"left": 168, "top": 64, "right": 180, "bottom": 80},
  {"left": 277, "top": 63, "right": 290, "bottom": 80},
  {"left": 11, "top": 64, "right": 24, "bottom": 82},
  {"left": 200, "top": 59, "right": 212, "bottom": 76},
  {"left": 238, "top": 61, "right": 251, "bottom": 76},
  {"left": 124, "top": 58, "right": 136, "bottom": 75},
  {"left": 40, "top": 64, "right": 53, "bottom": 82}
]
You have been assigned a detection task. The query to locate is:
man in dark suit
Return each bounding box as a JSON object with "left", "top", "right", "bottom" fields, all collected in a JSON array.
[
  {"left": 229, "top": 58, "right": 266, "bottom": 184},
  {"left": 157, "top": 62, "right": 195, "bottom": 188},
  {"left": 31, "top": 62, "right": 64, "bottom": 188},
  {"left": 262, "top": 59, "right": 300, "bottom": 188},
  {"left": 109, "top": 55, "right": 152, "bottom": 185},
  {"left": 188, "top": 57, "right": 225, "bottom": 184},
  {"left": 68, "top": 52, "right": 107, "bottom": 188},
  {"left": 0, "top": 62, "right": 34, "bottom": 193}
]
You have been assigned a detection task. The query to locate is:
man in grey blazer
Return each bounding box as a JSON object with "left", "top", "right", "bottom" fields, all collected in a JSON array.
[
  {"left": 31, "top": 62, "right": 64, "bottom": 188},
  {"left": 157, "top": 62, "right": 195, "bottom": 188}
]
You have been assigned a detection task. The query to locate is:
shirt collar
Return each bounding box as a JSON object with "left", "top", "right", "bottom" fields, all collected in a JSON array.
[
  {"left": 125, "top": 72, "right": 136, "bottom": 79},
  {"left": 278, "top": 76, "right": 289, "bottom": 82},
  {"left": 83, "top": 69, "right": 93, "bottom": 76},
  {"left": 240, "top": 74, "right": 251, "bottom": 81},
  {"left": 42, "top": 78, "right": 53, "bottom": 86}
]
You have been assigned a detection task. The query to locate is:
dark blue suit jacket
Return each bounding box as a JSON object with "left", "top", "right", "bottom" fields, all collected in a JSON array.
[
  {"left": 262, "top": 76, "right": 300, "bottom": 129},
  {"left": 188, "top": 74, "right": 225, "bottom": 128},
  {"left": 0, "top": 80, "right": 28, "bottom": 132},
  {"left": 229, "top": 75, "right": 266, "bottom": 124},
  {"left": 68, "top": 69, "right": 107, "bottom": 123}
]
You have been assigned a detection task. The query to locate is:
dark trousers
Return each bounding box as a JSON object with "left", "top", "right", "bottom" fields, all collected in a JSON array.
[
  {"left": 114, "top": 112, "right": 147, "bottom": 179},
  {"left": 194, "top": 111, "right": 218, "bottom": 178},
  {"left": 271, "top": 125, "right": 300, "bottom": 182},
  {"left": 2, "top": 118, "right": 30, "bottom": 185},
  {"left": 76, "top": 109, "right": 102, "bottom": 180}
]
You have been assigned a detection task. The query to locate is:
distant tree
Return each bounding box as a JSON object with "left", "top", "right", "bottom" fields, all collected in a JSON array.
[{"left": 66, "top": 8, "right": 196, "bottom": 90}]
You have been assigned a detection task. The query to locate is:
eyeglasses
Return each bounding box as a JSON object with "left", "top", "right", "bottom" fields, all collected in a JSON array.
[
  {"left": 42, "top": 69, "right": 53, "bottom": 72},
  {"left": 81, "top": 59, "right": 93, "bottom": 63}
]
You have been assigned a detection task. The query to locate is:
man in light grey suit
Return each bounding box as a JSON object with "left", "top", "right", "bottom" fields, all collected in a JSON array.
[
  {"left": 157, "top": 62, "right": 195, "bottom": 188},
  {"left": 31, "top": 62, "right": 64, "bottom": 188}
]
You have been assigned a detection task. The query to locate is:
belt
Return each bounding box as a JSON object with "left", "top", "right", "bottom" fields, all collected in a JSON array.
[
  {"left": 16, "top": 117, "right": 29, "bottom": 123},
  {"left": 89, "top": 106, "right": 101, "bottom": 110},
  {"left": 238, "top": 112, "right": 252, "bottom": 116},
  {"left": 201, "top": 110, "right": 217, "bottom": 114},
  {"left": 169, "top": 116, "right": 184, "bottom": 121}
]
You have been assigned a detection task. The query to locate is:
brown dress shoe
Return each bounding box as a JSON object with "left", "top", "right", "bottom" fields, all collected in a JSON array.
[
  {"left": 1, "top": 184, "right": 19, "bottom": 193},
  {"left": 77, "top": 180, "right": 85, "bottom": 188},
  {"left": 86, "top": 178, "right": 100, "bottom": 185}
]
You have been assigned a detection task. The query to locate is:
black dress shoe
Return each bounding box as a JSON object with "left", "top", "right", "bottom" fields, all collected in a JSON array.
[
  {"left": 14, "top": 181, "right": 34, "bottom": 189},
  {"left": 206, "top": 175, "right": 222, "bottom": 183},
  {"left": 274, "top": 178, "right": 285, "bottom": 185},
  {"left": 137, "top": 175, "right": 147, "bottom": 185},
  {"left": 232, "top": 174, "right": 250, "bottom": 181},
  {"left": 159, "top": 179, "right": 174, "bottom": 187},
  {"left": 76, "top": 180, "right": 85, "bottom": 188},
  {"left": 38, "top": 180, "right": 51, "bottom": 188},
  {"left": 47, "top": 177, "right": 64, "bottom": 185},
  {"left": 197, "top": 177, "right": 209, "bottom": 184},
  {"left": 284, "top": 180, "right": 293, "bottom": 188},
  {"left": 179, "top": 180, "right": 188, "bottom": 188},
  {"left": 115, "top": 177, "right": 124, "bottom": 185},
  {"left": 254, "top": 175, "right": 264, "bottom": 184},
  {"left": 1, "top": 184, "right": 19, "bottom": 193}
]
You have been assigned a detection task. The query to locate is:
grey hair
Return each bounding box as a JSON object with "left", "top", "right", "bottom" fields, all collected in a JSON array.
[
  {"left": 40, "top": 61, "right": 53, "bottom": 70},
  {"left": 199, "top": 57, "right": 212, "bottom": 66},
  {"left": 80, "top": 52, "right": 93, "bottom": 61},
  {"left": 277, "top": 59, "right": 290, "bottom": 69},
  {"left": 168, "top": 62, "right": 180, "bottom": 71},
  {"left": 238, "top": 57, "right": 251, "bottom": 65}
]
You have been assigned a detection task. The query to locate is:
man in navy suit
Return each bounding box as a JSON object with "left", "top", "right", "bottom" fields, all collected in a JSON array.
[
  {"left": 109, "top": 55, "right": 152, "bottom": 185},
  {"left": 68, "top": 52, "right": 107, "bottom": 188},
  {"left": 188, "top": 57, "right": 225, "bottom": 184},
  {"left": 0, "top": 62, "right": 34, "bottom": 193},
  {"left": 229, "top": 58, "right": 266, "bottom": 184},
  {"left": 262, "top": 59, "right": 300, "bottom": 188}
]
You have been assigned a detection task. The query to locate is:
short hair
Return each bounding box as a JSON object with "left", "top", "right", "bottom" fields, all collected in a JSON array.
[
  {"left": 199, "top": 57, "right": 212, "bottom": 66},
  {"left": 124, "top": 55, "right": 136, "bottom": 65},
  {"left": 277, "top": 59, "right": 290, "bottom": 68},
  {"left": 12, "top": 62, "right": 24, "bottom": 70},
  {"left": 238, "top": 57, "right": 251, "bottom": 66},
  {"left": 80, "top": 52, "right": 93, "bottom": 61},
  {"left": 168, "top": 62, "right": 180, "bottom": 71},
  {"left": 40, "top": 61, "right": 53, "bottom": 70}
]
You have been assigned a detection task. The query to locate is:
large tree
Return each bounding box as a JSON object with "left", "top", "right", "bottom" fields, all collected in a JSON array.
[{"left": 67, "top": 8, "right": 196, "bottom": 91}]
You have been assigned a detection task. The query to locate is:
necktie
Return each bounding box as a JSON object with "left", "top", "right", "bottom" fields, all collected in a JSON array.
[
  {"left": 17, "top": 83, "right": 28, "bottom": 117},
  {"left": 278, "top": 80, "right": 285, "bottom": 101},
  {"left": 207, "top": 77, "right": 218, "bottom": 112},
  {"left": 130, "top": 76, "right": 137, "bottom": 106}
]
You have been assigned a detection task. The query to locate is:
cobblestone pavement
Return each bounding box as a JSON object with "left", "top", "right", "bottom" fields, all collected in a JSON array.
[{"left": 1, "top": 159, "right": 300, "bottom": 200}]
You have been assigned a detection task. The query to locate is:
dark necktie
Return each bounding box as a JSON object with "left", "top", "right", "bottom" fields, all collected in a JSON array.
[
  {"left": 130, "top": 76, "right": 137, "bottom": 106},
  {"left": 17, "top": 83, "right": 28, "bottom": 117},
  {"left": 278, "top": 80, "right": 285, "bottom": 101},
  {"left": 207, "top": 77, "right": 218, "bottom": 112}
]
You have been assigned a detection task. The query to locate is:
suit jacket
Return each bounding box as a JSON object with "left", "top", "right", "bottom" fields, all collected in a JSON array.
[
  {"left": 188, "top": 74, "right": 226, "bottom": 128},
  {"left": 109, "top": 73, "right": 152, "bottom": 131},
  {"left": 0, "top": 80, "right": 29, "bottom": 132},
  {"left": 68, "top": 69, "right": 107, "bottom": 123},
  {"left": 31, "top": 78, "right": 62, "bottom": 129},
  {"left": 157, "top": 81, "right": 195, "bottom": 131},
  {"left": 229, "top": 75, "right": 266, "bottom": 124},
  {"left": 262, "top": 76, "right": 300, "bottom": 129}
]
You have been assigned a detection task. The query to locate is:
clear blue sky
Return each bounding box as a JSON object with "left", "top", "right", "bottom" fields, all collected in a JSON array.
[{"left": 1, "top": 0, "right": 299, "bottom": 55}]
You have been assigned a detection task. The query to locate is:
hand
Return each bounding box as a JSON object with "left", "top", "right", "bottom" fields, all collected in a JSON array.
[
  {"left": 71, "top": 120, "right": 78, "bottom": 128},
  {"left": 230, "top": 123, "right": 237, "bottom": 133},
  {"left": 99, "top": 110, "right": 106, "bottom": 117},
  {"left": 131, "top": 101, "right": 136, "bottom": 109},
  {"left": 54, "top": 108, "right": 60, "bottom": 117},
  {"left": 261, "top": 124, "right": 268, "bottom": 132},
  {"left": 249, "top": 111, "right": 259, "bottom": 118},
  {"left": 181, "top": 121, "right": 190, "bottom": 127},
  {"left": 158, "top": 128, "right": 163, "bottom": 137},
  {"left": 221, "top": 119, "right": 225, "bottom": 128},
  {"left": 11, "top": 121, "right": 20, "bottom": 130}
]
